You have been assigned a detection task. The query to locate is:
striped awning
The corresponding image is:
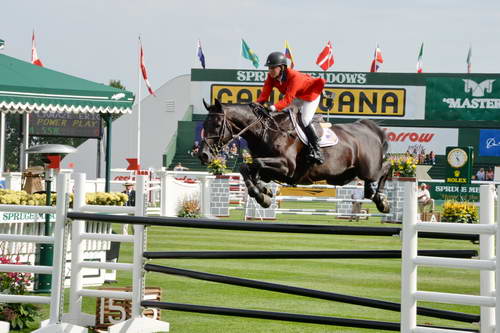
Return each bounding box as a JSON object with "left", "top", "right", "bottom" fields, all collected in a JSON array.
[{"left": 0, "top": 53, "right": 135, "bottom": 114}]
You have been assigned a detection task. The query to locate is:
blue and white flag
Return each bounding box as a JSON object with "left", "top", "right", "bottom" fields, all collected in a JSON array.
[
  {"left": 197, "top": 39, "right": 206, "bottom": 69},
  {"left": 0, "top": 39, "right": 4, "bottom": 50}
]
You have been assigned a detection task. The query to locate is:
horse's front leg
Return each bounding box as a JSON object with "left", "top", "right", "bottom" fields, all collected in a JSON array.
[
  {"left": 240, "top": 163, "right": 259, "bottom": 198},
  {"left": 253, "top": 156, "right": 292, "bottom": 197}
]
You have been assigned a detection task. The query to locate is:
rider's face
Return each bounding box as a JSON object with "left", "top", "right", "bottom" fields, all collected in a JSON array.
[{"left": 268, "top": 66, "right": 282, "bottom": 79}]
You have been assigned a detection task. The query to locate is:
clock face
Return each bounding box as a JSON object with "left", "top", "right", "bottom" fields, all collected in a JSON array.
[{"left": 447, "top": 148, "right": 468, "bottom": 168}]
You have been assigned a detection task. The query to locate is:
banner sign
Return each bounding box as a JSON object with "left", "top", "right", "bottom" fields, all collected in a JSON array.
[
  {"left": 424, "top": 182, "right": 480, "bottom": 202},
  {"left": 30, "top": 112, "right": 102, "bottom": 138},
  {"left": 479, "top": 129, "right": 500, "bottom": 157},
  {"left": 382, "top": 127, "right": 458, "bottom": 155},
  {"left": 1, "top": 212, "right": 55, "bottom": 223},
  {"left": 211, "top": 84, "right": 424, "bottom": 119},
  {"left": 426, "top": 77, "right": 500, "bottom": 121}
]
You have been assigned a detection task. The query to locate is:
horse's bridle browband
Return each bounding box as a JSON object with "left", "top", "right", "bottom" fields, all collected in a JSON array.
[{"left": 202, "top": 105, "right": 272, "bottom": 156}]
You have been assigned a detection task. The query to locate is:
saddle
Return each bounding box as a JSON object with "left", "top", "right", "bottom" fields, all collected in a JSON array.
[{"left": 285, "top": 109, "right": 338, "bottom": 147}]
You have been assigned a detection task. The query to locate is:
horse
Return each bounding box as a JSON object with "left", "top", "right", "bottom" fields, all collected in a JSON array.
[{"left": 198, "top": 99, "right": 391, "bottom": 213}]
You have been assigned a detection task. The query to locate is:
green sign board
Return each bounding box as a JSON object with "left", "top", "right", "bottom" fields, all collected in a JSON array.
[
  {"left": 424, "top": 182, "right": 480, "bottom": 202},
  {"left": 426, "top": 76, "right": 500, "bottom": 121},
  {"left": 445, "top": 146, "right": 473, "bottom": 184}
]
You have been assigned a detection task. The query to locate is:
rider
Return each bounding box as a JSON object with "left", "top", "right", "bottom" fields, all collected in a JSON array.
[{"left": 255, "top": 51, "right": 326, "bottom": 164}]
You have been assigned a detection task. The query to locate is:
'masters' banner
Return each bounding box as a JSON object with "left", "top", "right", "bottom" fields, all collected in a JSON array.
[
  {"left": 211, "top": 84, "right": 424, "bottom": 119},
  {"left": 426, "top": 76, "right": 500, "bottom": 121}
]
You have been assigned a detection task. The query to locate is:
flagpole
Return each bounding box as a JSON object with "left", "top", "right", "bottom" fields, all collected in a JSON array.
[{"left": 137, "top": 36, "right": 142, "bottom": 169}]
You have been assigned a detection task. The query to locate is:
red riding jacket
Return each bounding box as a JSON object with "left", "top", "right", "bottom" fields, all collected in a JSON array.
[{"left": 257, "top": 68, "right": 325, "bottom": 111}]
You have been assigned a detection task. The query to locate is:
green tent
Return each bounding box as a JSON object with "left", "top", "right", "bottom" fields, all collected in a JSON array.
[
  {"left": 0, "top": 53, "right": 135, "bottom": 189},
  {"left": 0, "top": 53, "right": 134, "bottom": 113}
]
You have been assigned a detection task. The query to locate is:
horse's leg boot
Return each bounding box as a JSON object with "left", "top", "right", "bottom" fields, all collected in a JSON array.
[{"left": 304, "top": 124, "right": 324, "bottom": 164}]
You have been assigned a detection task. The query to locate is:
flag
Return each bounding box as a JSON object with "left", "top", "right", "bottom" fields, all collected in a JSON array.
[
  {"left": 31, "top": 31, "right": 43, "bottom": 67},
  {"left": 416, "top": 43, "right": 424, "bottom": 73},
  {"left": 369, "top": 44, "right": 384, "bottom": 72},
  {"left": 0, "top": 39, "right": 4, "bottom": 50},
  {"left": 316, "top": 41, "right": 334, "bottom": 71},
  {"left": 241, "top": 39, "right": 259, "bottom": 68},
  {"left": 197, "top": 39, "right": 206, "bottom": 69},
  {"left": 466, "top": 46, "right": 472, "bottom": 74},
  {"left": 284, "top": 40, "right": 295, "bottom": 69},
  {"left": 139, "top": 39, "right": 155, "bottom": 96}
]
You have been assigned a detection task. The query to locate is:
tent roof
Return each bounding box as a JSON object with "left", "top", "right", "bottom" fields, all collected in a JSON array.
[{"left": 0, "top": 53, "right": 135, "bottom": 114}]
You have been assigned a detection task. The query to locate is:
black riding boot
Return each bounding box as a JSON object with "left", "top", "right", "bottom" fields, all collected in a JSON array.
[{"left": 304, "top": 124, "right": 324, "bottom": 164}]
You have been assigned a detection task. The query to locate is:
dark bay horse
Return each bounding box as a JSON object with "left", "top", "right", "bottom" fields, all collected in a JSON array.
[{"left": 199, "top": 99, "right": 391, "bottom": 213}]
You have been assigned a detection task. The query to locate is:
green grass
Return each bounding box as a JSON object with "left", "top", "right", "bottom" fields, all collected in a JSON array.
[{"left": 20, "top": 202, "right": 480, "bottom": 332}]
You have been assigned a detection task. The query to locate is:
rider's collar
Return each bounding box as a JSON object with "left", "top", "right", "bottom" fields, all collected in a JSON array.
[{"left": 277, "top": 67, "right": 287, "bottom": 83}]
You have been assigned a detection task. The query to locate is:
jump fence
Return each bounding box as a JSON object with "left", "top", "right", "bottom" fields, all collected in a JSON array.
[{"left": 0, "top": 172, "right": 497, "bottom": 332}]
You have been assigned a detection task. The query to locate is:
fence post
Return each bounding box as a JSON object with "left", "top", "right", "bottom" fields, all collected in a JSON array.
[
  {"left": 400, "top": 180, "right": 417, "bottom": 332},
  {"left": 131, "top": 175, "right": 147, "bottom": 318},
  {"left": 480, "top": 184, "right": 495, "bottom": 332},
  {"left": 496, "top": 186, "right": 500, "bottom": 332}
]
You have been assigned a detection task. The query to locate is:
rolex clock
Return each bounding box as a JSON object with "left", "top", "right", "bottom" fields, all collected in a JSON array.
[
  {"left": 447, "top": 148, "right": 468, "bottom": 168},
  {"left": 446, "top": 146, "right": 473, "bottom": 184}
]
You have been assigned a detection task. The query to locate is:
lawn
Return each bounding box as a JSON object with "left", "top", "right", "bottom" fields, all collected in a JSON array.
[{"left": 19, "top": 201, "right": 480, "bottom": 332}]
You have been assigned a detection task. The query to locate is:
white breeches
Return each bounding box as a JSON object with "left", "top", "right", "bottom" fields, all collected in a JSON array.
[{"left": 292, "top": 95, "right": 321, "bottom": 126}]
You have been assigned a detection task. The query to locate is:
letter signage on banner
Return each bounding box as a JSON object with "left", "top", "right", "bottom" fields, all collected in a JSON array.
[
  {"left": 382, "top": 127, "right": 458, "bottom": 155},
  {"left": 479, "top": 129, "right": 500, "bottom": 157},
  {"left": 426, "top": 77, "right": 500, "bottom": 121},
  {"left": 211, "top": 84, "right": 423, "bottom": 119}
]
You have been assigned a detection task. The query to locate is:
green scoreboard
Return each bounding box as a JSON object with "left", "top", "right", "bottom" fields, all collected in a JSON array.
[{"left": 445, "top": 146, "right": 474, "bottom": 184}]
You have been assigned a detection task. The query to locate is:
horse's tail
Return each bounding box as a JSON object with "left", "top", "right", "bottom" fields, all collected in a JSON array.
[{"left": 358, "top": 119, "right": 388, "bottom": 154}]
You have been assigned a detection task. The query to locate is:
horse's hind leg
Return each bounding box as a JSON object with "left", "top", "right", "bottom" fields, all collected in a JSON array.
[{"left": 372, "top": 160, "right": 391, "bottom": 213}]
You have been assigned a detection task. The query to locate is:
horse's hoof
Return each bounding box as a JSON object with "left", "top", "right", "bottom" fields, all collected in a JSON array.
[
  {"left": 375, "top": 199, "right": 390, "bottom": 213},
  {"left": 257, "top": 194, "right": 272, "bottom": 208},
  {"left": 263, "top": 186, "right": 273, "bottom": 198}
]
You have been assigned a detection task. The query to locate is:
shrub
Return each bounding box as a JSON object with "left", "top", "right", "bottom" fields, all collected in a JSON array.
[
  {"left": 177, "top": 197, "right": 201, "bottom": 218},
  {"left": 386, "top": 154, "right": 417, "bottom": 177},
  {"left": 0, "top": 256, "right": 38, "bottom": 330},
  {"left": 0, "top": 189, "right": 127, "bottom": 206},
  {"left": 442, "top": 201, "right": 478, "bottom": 223}
]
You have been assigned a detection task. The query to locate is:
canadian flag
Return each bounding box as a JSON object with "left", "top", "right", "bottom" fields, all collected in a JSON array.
[
  {"left": 31, "top": 31, "right": 43, "bottom": 67},
  {"left": 316, "top": 41, "right": 334, "bottom": 71},
  {"left": 140, "top": 40, "right": 155, "bottom": 96},
  {"left": 416, "top": 43, "right": 424, "bottom": 73},
  {"left": 370, "top": 44, "right": 383, "bottom": 72}
]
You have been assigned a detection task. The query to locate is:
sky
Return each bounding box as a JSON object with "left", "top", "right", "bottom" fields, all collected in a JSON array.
[{"left": 2, "top": 0, "right": 500, "bottom": 97}]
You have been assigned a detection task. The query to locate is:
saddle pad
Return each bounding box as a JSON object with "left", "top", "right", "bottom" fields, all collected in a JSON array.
[{"left": 289, "top": 111, "right": 339, "bottom": 147}]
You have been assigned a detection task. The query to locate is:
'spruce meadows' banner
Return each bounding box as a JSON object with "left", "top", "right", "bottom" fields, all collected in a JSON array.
[
  {"left": 479, "top": 129, "right": 500, "bottom": 157},
  {"left": 210, "top": 84, "right": 424, "bottom": 119},
  {"left": 426, "top": 76, "right": 500, "bottom": 121},
  {"left": 382, "top": 127, "right": 458, "bottom": 155}
]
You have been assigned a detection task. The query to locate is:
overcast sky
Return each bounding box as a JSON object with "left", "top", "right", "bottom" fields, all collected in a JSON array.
[{"left": 2, "top": 1, "right": 500, "bottom": 96}]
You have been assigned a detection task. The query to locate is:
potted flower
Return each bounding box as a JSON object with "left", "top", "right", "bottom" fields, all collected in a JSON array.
[
  {"left": 207, "top": 156, "right": 229, "bottom": 175},
  {"left": 386, "top": 154, "right": 417, "bottom": 178}
]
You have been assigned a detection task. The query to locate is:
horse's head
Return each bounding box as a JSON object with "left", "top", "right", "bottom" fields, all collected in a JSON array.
[{"left": 198, "top": 98, "right": 233, "bottom": 165}]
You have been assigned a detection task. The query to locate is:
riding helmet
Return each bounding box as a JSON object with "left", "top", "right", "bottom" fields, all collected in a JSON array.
[{"left": 265, "top": 52, "right": 287, "bottom": 67}]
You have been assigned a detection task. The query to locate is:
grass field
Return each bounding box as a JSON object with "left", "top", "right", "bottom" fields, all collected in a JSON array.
[{"left": 20, "top": 201, "right": 480, "bottom": 332}]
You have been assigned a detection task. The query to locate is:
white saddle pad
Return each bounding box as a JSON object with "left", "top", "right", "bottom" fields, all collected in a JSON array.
[{"left": 289, "top": 112, "right": 339, "bottom": 147}]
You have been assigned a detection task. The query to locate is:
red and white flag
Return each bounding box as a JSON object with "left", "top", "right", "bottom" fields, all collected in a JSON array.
[
  {"left": 316, "top": 41, "right": 334, "bottom": 71},
  {"left": 370, "top": 44, "right": 384, "bottom": 72},
  {"left": 140, "top": 40, "right": 155, "bottom": 96},
  {"left": 31, "top": 31, "right": 43, "bottom": 67},
  {"left": 416, "top": 43, "right": 424, "bottom": 73}
]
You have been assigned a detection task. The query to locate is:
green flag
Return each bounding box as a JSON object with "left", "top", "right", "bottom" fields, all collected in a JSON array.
[
  {"left": 241, "top": 39, "right": 259, "bottom": 68},
  {"left": 0, "top": 39, "right": 4, "bottom": 50}
]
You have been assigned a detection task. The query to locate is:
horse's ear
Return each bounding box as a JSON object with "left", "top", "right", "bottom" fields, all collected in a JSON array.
[
  {"left": 202, "top": 99, "right": 210, "bottom": 111},
  {"left": 213, "top": 98, "right": 223, "bottom": 113}
]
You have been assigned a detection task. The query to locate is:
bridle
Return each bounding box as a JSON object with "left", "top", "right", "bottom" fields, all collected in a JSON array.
[{"left": 201, "top": 105, "right": 269, "bottom": 156}]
